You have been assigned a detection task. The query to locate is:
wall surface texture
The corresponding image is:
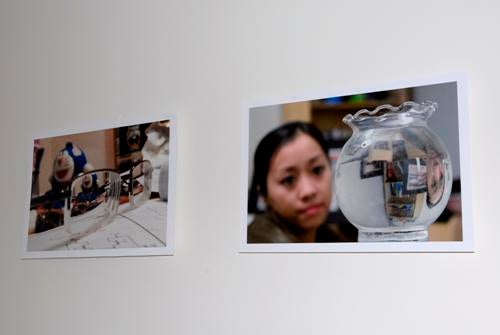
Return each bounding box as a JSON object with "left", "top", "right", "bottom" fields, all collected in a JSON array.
[{"left": 1, "top": 1, "right": 498, "bottom": 334}]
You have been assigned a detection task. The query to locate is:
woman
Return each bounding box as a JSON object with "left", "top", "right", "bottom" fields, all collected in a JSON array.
[{"left": 247, "top": 121, "right": 338, "bottom": 243}]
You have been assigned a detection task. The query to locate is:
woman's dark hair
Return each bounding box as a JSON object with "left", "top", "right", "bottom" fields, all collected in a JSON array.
[{"left": 248, "top": 121, "right": 330, "bottom": 213}]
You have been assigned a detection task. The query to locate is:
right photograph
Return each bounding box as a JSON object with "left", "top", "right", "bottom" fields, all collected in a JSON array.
[{"left": 243, "top": 76, "right": 472, "bottom": 252}]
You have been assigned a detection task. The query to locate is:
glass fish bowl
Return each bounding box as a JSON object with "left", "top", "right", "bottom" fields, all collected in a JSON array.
[{"left": 334, "top": 101, "right": 452, "bottom": 242}]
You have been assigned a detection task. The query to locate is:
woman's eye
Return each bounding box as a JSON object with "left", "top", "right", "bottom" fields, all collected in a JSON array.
[
  {"left": 280, "top": 176, "right": 295, "bottom": 186},
  {"left": 312, "top": 165, "right": 325, "bottom": 175}
]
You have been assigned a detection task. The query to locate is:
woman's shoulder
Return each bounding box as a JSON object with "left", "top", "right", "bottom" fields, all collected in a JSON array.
[{"left": 247, "top": 212, "right": 298, "bottom": 243}]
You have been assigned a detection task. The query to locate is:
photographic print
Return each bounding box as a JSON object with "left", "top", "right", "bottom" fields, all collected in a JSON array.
[
  {"left": 23, "top": 116, "right": 176, "bottom": 258},
  {"left": 360, "top": 159, "right": 384, "bottom": 179},
  {"left": 367, "top": 140, "right": 392, "bottom": 162},
  {"left": 242, "top": 74, "right": 472, "bottom": 252},
  {"left": 405, "top": 159, "right": 427, "bottom": 193}
]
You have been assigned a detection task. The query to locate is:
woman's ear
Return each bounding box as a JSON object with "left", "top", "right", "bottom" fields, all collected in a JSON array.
[
  {"left": 257, "top": 194, "right": 267, "bottom": 211},
  {"left": 255, "top": 185, "right": 268, "bottom": 210}
]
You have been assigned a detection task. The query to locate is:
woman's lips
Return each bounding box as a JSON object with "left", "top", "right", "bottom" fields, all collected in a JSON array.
[{"left": 301, "top": 204, "right": 323, "bottom": 216}]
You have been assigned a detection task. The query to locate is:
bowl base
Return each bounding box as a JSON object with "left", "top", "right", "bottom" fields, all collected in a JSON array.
[{"left": 358, "top": 229, "right": 428, "bottom": 242}]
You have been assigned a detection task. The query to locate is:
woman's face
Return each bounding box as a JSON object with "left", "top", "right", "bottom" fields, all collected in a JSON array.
[{"left": 265, "top": 132, "right": 332, "bottom": 233}]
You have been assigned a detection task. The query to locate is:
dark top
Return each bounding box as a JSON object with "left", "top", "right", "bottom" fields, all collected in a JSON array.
[{"left": 247, "top": 210, "right": 352, "bottom": 243}]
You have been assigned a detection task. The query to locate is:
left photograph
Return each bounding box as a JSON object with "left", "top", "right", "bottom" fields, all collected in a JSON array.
[{"left": 24, "top": 117, "right": 175, "bottom": 258}]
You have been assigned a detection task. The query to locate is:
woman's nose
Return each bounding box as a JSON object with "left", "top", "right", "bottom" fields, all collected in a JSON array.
[{"left": 297, "top": 175, "right": 317, "bottom": 200}]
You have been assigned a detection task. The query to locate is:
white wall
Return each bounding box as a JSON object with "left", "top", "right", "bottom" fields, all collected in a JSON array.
[{"left": 0, "top": 1, "right": 498, "bottom": 334}]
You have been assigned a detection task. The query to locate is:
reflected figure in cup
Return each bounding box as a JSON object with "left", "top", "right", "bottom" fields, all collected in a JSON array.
[{"left": 426, "top": 155, "right": 445, "bottom": 207}]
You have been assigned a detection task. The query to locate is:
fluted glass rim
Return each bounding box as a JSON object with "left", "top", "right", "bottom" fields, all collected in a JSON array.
[{"left": 343, "top": 101, "right": 437, "bottom": 129}]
